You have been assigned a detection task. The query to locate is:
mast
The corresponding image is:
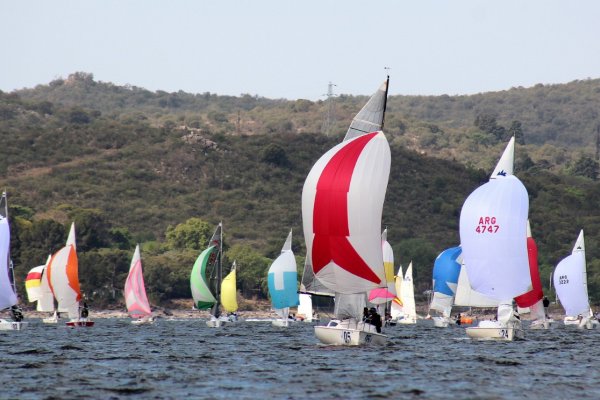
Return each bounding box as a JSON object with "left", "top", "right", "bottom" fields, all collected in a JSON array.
[{"left": 381, "top": 74, "right": 390, "bottom": 131}]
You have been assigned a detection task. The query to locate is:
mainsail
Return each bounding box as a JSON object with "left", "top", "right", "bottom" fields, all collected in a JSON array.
[
  {"left": 400, "top": 262, "right": 417, "bottom": 321},
  {"left": 0, "top": 212, "right": 17, "bottom": 310},
  {"left": 268, "top": 230, "right": 299, "bottom": 320},
  {"left": 302, "top": 131, "right": 391, "bottom": 320},
  {"left": 124, "top": 244, "right": 152, "bottom": 319},
  {"left": 343, "top": 77, "right": 389, "bottom": 142},
  {"left": 554, "top": 230, "right": 590, "bottom": 317}
]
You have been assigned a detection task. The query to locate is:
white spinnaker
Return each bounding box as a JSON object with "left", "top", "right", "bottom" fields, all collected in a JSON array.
[
  {"left": 459, "top": 175, "right": 530, "bottom": 300},
  {"left": 302, "top": 131, "right": 390, "bottom": 294},
  {"left": 0, "top": 218, "right": 17, "bottom": 309},
  {"left": 453, "top": 265, "right": 499, "bottom": 307}
]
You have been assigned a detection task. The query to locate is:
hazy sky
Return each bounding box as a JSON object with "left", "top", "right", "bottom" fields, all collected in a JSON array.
[{"left": 2, "top": 1, "right": 599, "bottom": 100}]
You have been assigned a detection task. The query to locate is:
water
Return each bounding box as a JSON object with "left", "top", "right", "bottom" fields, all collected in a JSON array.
[{"left": 1, "top": 318, "right": 600, "bottom": 399}]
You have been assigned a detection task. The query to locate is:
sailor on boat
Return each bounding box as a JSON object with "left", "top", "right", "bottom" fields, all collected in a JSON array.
[{"left": 10, "top": 305, "right": 23, "bottom": 322}]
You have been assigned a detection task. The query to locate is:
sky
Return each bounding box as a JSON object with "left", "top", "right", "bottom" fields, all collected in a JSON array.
[{"left": 2, "top": 0, "right": 600, "bottom": 100}]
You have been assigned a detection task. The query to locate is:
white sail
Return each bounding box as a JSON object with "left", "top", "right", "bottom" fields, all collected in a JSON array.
[
  {"left": 297, "top": 293, "right": 314, "bottom": 322},
  {"left": 454, "top": 264, "right": 499, "bottom": 307},
  {"left": 553, "top": 230, "right": 590, "bottom": 316},
  {"left": 400, "top": 262, "right": 417, "bottom": 321},
  {"left": 0, "top": 217, "right": 17, "bottom": 310},
  {"left": 490, "top": 136, "right": 514, "bottom": 179},
  {"left": 459, "top": 175, "right": 530, "bottom": 300},
  {"left": 382, "top": 228, "right": 395, "bottom": 295}
]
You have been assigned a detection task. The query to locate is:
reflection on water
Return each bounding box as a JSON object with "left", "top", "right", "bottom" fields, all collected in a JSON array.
[{"left": 1, "top": 318, "right": 599, "bottom": 399}]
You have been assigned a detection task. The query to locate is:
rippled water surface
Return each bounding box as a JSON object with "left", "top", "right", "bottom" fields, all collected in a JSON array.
[{"left": 1, "top": 318, "right": 600, "bottom": 399}]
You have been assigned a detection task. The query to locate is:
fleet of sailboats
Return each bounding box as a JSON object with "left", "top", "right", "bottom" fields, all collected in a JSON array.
[{"left": 2, "top": 76, "right": 597, "bottom": 344}]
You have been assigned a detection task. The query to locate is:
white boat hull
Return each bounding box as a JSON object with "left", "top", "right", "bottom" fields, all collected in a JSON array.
[
  {"left": 432, "top": 317, "right": 450, "bottom": 328},
  {"left": 396, "top": 316, "right": 417, "bottom": 325},
  {"left": 272, "top": 319, "right": 292, "bottom": 327},
  {"left": 0, "top": 320, "right": 27, "bottom": 331},
  {"left": 529, "top": 319, "right": 551, "bottom": 330},
  {"left": 466, "top": 325, "right": 524, "bottom": 341},
  {"left": 314, "top": 319, "right": 387, "bottom": 346},
  {"left": 564, "top": 316, "right": 597, "bottom": 329},
  {"left": 131, "top": 316, "right": 155, "bottom": 325},
  {"left": 66, "top": 318, "right": 94, "bottom": 327}
]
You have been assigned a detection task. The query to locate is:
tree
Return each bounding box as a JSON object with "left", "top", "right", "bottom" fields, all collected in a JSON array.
[
  {"left": 261, "top": 143, "right": 289, "bottom": 167},
  {"left": 165, "top": 217, "right": 213, "bottom": 251},
  {"left": 571, "top": 155, "right": 599, "bottom": 180},
  {"left": 226, "top": 244, "right": 271, "bottom": 298}
]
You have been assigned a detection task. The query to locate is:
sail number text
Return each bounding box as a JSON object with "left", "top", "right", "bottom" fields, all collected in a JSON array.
[
  {"left": 475, "top": 216, "right": 499, "bottom": 234},
  {"left": 558, "top": 275, "right": 569, "bottom": 285}
]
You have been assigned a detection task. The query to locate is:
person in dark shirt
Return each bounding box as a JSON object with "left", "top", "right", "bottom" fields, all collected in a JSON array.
[
  {"left": 80, "top": 302, "right": 89, "bottom": 319},
  {"left": 10, "top": 305, "right": 23, "bottom": 322},
  {"left": 367, "top": 307, "right": 382, "bottom": 333},
  {"left": 543, "top": 296, "right": 550, "bottom": 318}
]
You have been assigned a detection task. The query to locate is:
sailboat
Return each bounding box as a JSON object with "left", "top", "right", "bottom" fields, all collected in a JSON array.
[
  {"left": 190, "top": 222, "right": 231, "bottom": 328},
  {"left": 515, "top": 221, "right": 549, "bottom": 329},
  {"left": 460, "top": 137, "right": 530, "bottom": 341},
  {"left": 220, "top": 260, "right": 238, "bottom": 322},
  {"left": 397, "top": 262, "right": 417, "bottom": 324},
  {"left": 429, "top": 247, "right": 462, "bottom": 327},
  {"left": 47, "top": 222, "right": 93, "bottom": 327},
  {"left": 554, "top": 230, "right": 596, "bottom": 329},
  {"left": 25, "top": 255, "right": 58, "bottom": 323},
  {"left": 268, "top": 230, "right": 299, "bottom": 327},
  {"left": 0, "top": 192, "right": 27, "bottom": 330},
  {"left": 125, "top": 244, "right": 154, "bottom": 325},
  {"left": 303, "top": 77, "right": 391, "bottom": 346}
]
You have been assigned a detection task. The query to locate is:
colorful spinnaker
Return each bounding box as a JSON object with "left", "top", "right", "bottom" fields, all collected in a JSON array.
[
  {"left": 268, "top": 230, "right": 299, "bottom": 322},
  {"left": 124, "top": 245, "right": 152, "bottom": 320}
]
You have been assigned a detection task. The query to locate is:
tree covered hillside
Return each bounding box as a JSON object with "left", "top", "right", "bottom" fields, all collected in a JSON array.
[{"left": 2, "top": 76, "right": 600, "bottom": 308}]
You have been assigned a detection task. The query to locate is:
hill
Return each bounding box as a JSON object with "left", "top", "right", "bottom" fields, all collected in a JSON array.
[{"left": 2, "top": 74, "right": 600, "bottom": 308}]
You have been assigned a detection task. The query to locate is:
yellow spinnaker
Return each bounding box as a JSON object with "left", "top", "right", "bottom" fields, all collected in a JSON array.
[{"left": 220, "top": 268, "right": 238, "bottom": 313}]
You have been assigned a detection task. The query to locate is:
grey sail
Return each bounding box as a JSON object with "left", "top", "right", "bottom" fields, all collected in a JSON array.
[
  {"left": 300, "top": 257, "right": 334, "bottom": 297},
  {"left": 342, "top": 77, "right": 389, "bottom": 142}
]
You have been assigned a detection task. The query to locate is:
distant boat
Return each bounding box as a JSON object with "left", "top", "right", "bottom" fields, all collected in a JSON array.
[
  {"left": 429, "top": 247, "right": 462, "bottom": 328},
  {"left": 268, "top": 230, "right": 299, "bottom": 327},
  {"left": 515, "top": 221, "right": 548, "bottom": 329},
  {"left": 220, "top": 260, "right": 238, "bottom": 321},
  {"left": 47, "top": 222, "right": 94, "bottom": 327},
  {"left": 460, "top": 137, "right": 530, "bottom": 341},
  {"left": 190, "top": 222, "right": 232, "bottom": 327},
  {"left": 0, "top": 192, "right": 27, "bottom": 331},
  {"left": 125, "top": 244, "right": 154, "bottom": 325},
  {"left": 397, "top": 262, "right": 417, "bottom": 324},
  {"left": 25, "top": 255, "right": 58, "bottom": 323},
  {"left": 553, "top": 230, "right": 596, "bottom": 330}
]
